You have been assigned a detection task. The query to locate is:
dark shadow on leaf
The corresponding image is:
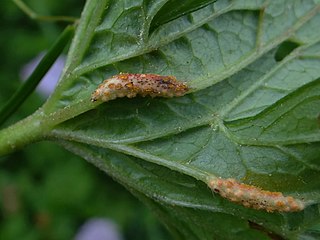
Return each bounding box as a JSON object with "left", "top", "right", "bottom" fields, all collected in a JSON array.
[
  {"left": 149, "top": 0, "right": 217, "bottom": 34},
  {"left": 274, "top": 40, "right": 300, "bottom": 62},
  {"left": 249, "top": 221, "right": 285, "bottom": 240}
]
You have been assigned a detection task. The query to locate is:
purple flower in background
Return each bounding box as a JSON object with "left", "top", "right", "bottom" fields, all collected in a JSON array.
[
  {"left": 74, "top": 218, "right": 123, "bottom": 240},
  {"left": 20, "top": 52, "right": 66, "bottom": 97}
]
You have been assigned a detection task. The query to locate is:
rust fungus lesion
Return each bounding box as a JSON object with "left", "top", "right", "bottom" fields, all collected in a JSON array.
[
  {"left": 207, "top": 177, "right": 305, "bottom": 212},
  {"left": 91, "top": 73, "right": 189, "bottom": 102}
]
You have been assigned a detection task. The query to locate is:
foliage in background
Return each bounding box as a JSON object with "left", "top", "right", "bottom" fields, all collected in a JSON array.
[
  {"left": 0, "top": 1, "right": 169, "bottom": 239},
  {"left": 1, "top": 0, "right": 320, "bottom": 239}
]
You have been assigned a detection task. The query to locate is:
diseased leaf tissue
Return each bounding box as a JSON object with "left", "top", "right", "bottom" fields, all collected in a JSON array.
[
  {"left": 92, "top": 73, "right": 307, "bottom": 213},
  {"left": 91, "top": 73, "right": 189, "bottom": 102}
]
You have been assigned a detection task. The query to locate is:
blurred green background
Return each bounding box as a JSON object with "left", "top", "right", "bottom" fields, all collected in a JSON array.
[{"left": 0, "top": 1, "right": 169, "bottom": 239}]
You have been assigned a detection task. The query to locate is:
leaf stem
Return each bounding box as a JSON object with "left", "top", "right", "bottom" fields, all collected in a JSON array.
[
  {"left": 42, "top": 0, "right": 109, "bottom": 112},
  {"left": 0, "top": 25, "right": 74, "bottom": 126},
  {"left": 0, "top": 99, "right": 95, "bottom": 156},
  {"left": 0, "top": 110, "right": 48, "bottom": 156}
]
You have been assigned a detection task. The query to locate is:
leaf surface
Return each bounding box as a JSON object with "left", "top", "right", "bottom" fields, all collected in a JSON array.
[{"left": 37, "top": 0, "right": 320, "bottom": 238}]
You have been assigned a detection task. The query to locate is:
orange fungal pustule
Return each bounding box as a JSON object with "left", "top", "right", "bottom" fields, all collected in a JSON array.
[{"left": 207, "top": 177, "right": 305, "bottom": 212}]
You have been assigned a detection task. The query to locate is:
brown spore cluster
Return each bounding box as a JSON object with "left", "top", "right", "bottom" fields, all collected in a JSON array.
[{"left": 91, "top": 73, "right": 189, "bottom": 102}]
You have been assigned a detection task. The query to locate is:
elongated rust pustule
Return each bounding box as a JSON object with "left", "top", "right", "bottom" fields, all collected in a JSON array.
[
  {"left": 91, "top": 73, "right": 189, "bottom": 102},
  {"left": 207, "top": 177, "right": 305, "bottom": 212}
]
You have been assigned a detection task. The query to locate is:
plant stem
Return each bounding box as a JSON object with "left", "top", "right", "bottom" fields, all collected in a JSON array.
[
  {"left": 0, "top": 99, "right": 96, "bottom": 156},
  {"left": 0, "top": 109, "right": 47, "bottom": 155},
  {"left": 0, "top": 25, "right": 74, "bottom": 126}
]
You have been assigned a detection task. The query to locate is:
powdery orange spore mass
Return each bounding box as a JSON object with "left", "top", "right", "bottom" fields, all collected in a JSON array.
[
  {"left": 207, "top": 177, "right": 304, "bottom": 212},
  {"left": 91, "top": 73, "right": 189, "bottom": 102}
]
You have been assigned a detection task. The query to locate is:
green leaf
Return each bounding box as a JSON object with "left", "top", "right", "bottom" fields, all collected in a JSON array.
[
  {"left": 226, "top": 78, "right": 320, "bottom": 145},
  {"left": 59, "top": 140, "right": 320, "bottom": 239},
  {"left": 1, "top": 0, "right": 320, "bottom": 239},
  {"left": 149, "top": 0, "right": 217, "bottom": 32}
]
